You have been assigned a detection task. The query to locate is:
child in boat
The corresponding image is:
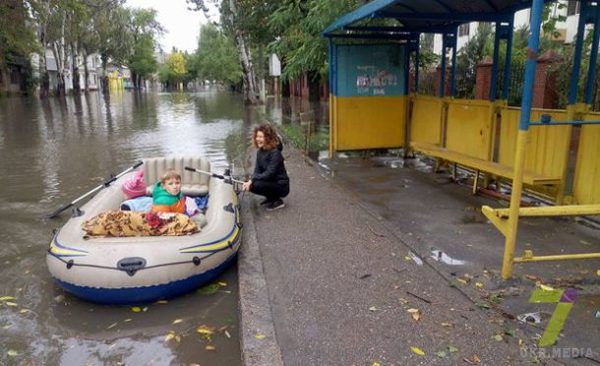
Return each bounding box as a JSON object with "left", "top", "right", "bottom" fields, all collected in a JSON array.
[{"left": 151, "top": 170, "right": 186, "bottom": 214}]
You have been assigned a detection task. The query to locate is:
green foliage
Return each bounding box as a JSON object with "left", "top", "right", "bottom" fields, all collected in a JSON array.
[
  {"left": 455, "top": 23, "right": 494, "bottom": 99},
  {"left": 280, "top": 123, "right": 329, "bottom": 152},
  {"left": 0, "top": 1, "right": 40, "bottom": 61},
  {"left": 127, "top": 8, "right": 162, "bottom": 83},
  {"left": 195, "top": 24, "right": 242, "bottom": 85},
  {"left": 129, "top": 34, "right": 157, "bottom": 80},
  {"left": 268, "top": 0, "right": 364, "bottom": 80}
]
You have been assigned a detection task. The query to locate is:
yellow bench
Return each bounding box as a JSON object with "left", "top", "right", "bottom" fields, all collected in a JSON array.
[{"left": 410, "top": 141, "right": 561, "bottom": 186}]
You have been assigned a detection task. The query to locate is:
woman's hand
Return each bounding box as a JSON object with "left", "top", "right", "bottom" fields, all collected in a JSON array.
[{"left": 242, "top": 180, "right": 252, "bottom": 191}]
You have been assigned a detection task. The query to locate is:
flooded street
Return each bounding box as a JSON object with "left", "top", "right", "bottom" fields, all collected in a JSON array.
[{"left": 0, "top": 89, "right": 252, "bottom": 365}]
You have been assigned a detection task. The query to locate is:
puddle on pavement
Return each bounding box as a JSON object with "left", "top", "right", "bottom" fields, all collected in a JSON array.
[{"left": 430, "top": 249, "right": 467, "bottom": 265}]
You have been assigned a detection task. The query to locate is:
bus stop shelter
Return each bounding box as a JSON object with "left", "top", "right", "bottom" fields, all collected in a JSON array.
[{"left": 323, "top": 0, "right": 600, "bottom": 280}]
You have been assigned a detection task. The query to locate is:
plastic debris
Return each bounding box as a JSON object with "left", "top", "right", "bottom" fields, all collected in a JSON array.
[
  {"left": 517, "top": 312, "right": 542, "bottom": 324},
  {"left": 408, "top": 252, "right": 423, "bottom": 266},
  {"left": 595, "top": 310, "right": 600, "bottom": 319},
  {"left": 430, "top": 249, "right": 466, "bottom": 265}
]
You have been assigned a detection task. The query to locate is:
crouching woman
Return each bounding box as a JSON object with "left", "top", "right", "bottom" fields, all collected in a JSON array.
[{"left": 242, "top": 123, "right": 290, "bottom": 211}]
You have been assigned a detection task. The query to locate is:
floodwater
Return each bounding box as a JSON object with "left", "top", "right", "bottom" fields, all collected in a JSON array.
[{"left": 0, "top": 89, "right": 253, "bottom": 365}]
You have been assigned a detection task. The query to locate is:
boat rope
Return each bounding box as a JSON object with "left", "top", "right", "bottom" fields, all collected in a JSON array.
[{"left": 47, "top": 249, "right": 223, "bottom": 273}]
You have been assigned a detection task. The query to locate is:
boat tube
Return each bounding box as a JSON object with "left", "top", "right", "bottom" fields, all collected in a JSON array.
[{"left": 46, "top": 156, "right": 242, "bottom": 305}]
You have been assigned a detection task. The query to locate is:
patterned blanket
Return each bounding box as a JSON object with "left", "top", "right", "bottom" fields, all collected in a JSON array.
[{"left": 82, "top": 211, "right": 199, "bottom": 238}]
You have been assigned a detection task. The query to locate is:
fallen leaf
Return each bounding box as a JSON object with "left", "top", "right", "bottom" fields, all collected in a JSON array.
[
  {"left": 175, "top": 335, "right": 181, "bottom": 343},
  {"left": 0, "top": 296, "right": 16, "bottom": 301},
  {"left": 493, "top": 334, "right": 503, "bottom": 342},
  {"left": 172, "top": 319, "right": 183, "bottom": 324},
  {"left": 369, "top": 306, "right": 377, "bottom": 312},
  {"left": 131, "top": 306, "right": 142, "bottom": 313},
  {"left": 218, "top": 281, "right": 227, "bottom": 287},
  {"left": 255, "top": 333, "right": 266, "bottom": 340},
  {"left": 123, "top": 319, "right": 132, "bottom": 322},
  {"left": 464, "top": 354, "right": 482, "bottom": 364},
  {"left": 5, "top": 302, "right": 17, "bottom": 307},
  {"left": 7, "top": 350, "right": 18, "bottom": 357},
  {"left": 164, "top": 333, "right": 175, "bottom": 342},
  {"left": 411, "top": 346, "right": 425, "bottom": 356},
  {"left": 205, "top": 345, "right": 216, "bottom": 351},
  {"left": 596, "top": 269, "right": 599, "bottom": 276},
  {"left": 155, "top": 300, "right": 168, "bottom": 304},
  {"left": 476, "top": 303, "right": 490, "bottom": 309},
  {"left": 436, "top": 351, "right": 447, "bottom": 358},
  {"left": 224, "top": 330, "right": 231, "bottom": 338},
  {"left": 457, "top": 278, "right": 468, "bottom": 285},
  {"left": 372, "top": 363, "right": 381, "bottom": 366},
  {"left": 142, "top": 307, "right": 148, "bottom": 312},
  {"left": 540, "top": 284, "right": 555, "bottom": 291},
  {"left": 525, "top": 274, "right": 539, "bottom": 282},
  {"left": 19, "top": 309, "right": 29, "bottom": 314},
  {"left": 447, "top": 345, "right": 459, "bottom": 353},
  {"left": 407, "top": 308, "right": 421, "bottom": 321},
  {"left": 475, "top": 282, "right": 484, "bottom": 289},
  {"left": 106, "top": 322, "right": 117, "bottom": 329},
  {"left": 440, "top": 322, "right": 452, "bottom": 327},
  {"left": 196, "top": 326, "right": 214, "bottom": 336}
]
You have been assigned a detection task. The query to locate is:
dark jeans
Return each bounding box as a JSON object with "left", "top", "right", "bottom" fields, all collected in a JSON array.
[{"left": 251, "top": 180, "right": 289, "bottom": 202}]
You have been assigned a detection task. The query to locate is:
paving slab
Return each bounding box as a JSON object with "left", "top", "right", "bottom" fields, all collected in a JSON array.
[{"left": 239, "top": 148, "right": 594, "bottom": 365}]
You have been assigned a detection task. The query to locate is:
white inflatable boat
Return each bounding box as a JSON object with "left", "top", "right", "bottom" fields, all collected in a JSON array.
[{"left": 46, "top": 157, "right": 242, "bottom": 305}]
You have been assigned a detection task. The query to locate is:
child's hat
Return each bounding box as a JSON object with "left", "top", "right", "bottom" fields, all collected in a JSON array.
[{"left": 122, "top": 170, "right": 146, "bottom": 199}]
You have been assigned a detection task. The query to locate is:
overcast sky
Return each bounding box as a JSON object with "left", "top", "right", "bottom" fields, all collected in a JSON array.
[{"left": 126, "top": 0, "right": 219, "bottom": 53}]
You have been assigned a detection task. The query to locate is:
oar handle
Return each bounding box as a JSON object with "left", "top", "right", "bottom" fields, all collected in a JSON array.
[
  {"left": 44, "top": 161, "right": 144, "bottom": 219},
  {"left": 185, "top": 166, "right": 245, "bottom": 184}
]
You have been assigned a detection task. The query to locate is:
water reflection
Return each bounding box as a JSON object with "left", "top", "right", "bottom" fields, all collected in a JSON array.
[{"left": 0, "top": 89, "right": 246, "bottom": 365}]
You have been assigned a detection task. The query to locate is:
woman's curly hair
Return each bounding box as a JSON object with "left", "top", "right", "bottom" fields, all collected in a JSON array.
[{"left": 252, "top": 123, "right": 280, "bottom": 150}]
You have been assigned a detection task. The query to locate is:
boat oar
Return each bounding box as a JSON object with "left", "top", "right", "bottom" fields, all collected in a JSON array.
[
  {"left": 44, "top": 161, "right": 144, "bottom": 219},
  {"left": 184, "top": 166, "right": 245, "bottom": 185}
]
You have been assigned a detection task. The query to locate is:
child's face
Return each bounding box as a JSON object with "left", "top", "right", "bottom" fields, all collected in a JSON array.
[{"left": 163, "top": 178, "right": 181, "bottom": 195}]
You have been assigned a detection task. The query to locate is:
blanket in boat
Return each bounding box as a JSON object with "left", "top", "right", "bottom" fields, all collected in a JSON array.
[{"left": 82, "top": 211, "right": 199, "bottom": 238}]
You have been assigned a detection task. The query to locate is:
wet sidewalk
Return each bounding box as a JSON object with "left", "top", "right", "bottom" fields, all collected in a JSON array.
[{"left": 238, "top": 148, "right": 599, "bottom": 365}]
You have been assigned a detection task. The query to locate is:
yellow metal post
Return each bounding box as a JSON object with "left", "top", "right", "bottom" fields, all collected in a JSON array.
[{"left": 502, "top": 129, "right": 528, "bottom": 279}]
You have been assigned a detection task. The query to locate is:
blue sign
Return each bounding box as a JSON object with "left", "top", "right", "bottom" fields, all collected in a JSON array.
[{"left": 335, "top": 44, "right": 405, "bottom": 97}]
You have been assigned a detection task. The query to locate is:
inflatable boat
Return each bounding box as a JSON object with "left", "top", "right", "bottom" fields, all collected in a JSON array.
[{"left": 46, "top": 157, "right": 242, "bottom": 305}]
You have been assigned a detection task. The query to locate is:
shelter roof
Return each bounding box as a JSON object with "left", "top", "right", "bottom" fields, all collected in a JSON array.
[{"left": 323, "top": 0, "right": 553, "bottom": 37}]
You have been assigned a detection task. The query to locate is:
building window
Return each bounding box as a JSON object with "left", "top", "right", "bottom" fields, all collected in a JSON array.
[
  {"left": 458, "top": 23, "right": 470, "bottom": 37},
  {"left": 567, "top": 1, "right": 580, "bottom": 16}
]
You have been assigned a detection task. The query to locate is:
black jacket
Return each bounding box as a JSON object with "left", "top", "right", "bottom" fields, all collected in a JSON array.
[{"left": 252, "top": 148, "right": 289, "bottom": 184}]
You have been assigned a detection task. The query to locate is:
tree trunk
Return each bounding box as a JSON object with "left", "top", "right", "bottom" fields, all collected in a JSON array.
[
  {"left": 131, "top": 71, "right": 138, "bottom": 89},
  {"left": 83, "top": 50, "right": 89, "bottom": 92},
  {"left": 40, "top": 48, "right": 50, "bottom": 98},
  {"left": 52, "top": 46, "right": 65, "bottom": 96},
  {"left": 71, "top": 42, "right": 80, "bottom": 94},
  {"left": 227, "top": 0, "right": 258, "bottom": 105},
  {"left": 101, "top": 53, "right": 109, "bottom": 92},
  {"left": 38, "top": 0, "right": 50, "bottom": 98},
  {"left": 258, "top": 43, "right": 265, "bottom": 102}
]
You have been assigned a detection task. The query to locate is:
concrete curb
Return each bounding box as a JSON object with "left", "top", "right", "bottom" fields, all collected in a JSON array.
[{"left": 238, "top": 198, "right": 284, "bottom": 366}]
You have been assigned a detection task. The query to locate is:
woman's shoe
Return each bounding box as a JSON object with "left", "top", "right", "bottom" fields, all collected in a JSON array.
[{"left": 266, "top": 199, "right": 285, "bottom": 211}]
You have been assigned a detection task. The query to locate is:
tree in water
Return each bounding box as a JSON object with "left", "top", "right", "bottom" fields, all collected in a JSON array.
[{"left": 187, "top": 0, "right": 259, "bottom": 104}]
